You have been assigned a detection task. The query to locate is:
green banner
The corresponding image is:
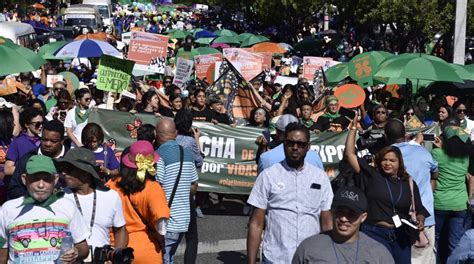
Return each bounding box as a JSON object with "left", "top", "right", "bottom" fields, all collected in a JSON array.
[
  {"left": 89, "top": 109, "right": 439, "bottom": 195},
  {"left": 97, "top": 55, "right": 135, "bottom": 93}
]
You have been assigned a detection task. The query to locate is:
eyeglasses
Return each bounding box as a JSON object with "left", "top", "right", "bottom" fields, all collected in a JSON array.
[
  {"left": 376, "top": 111, "right": 386, "bottom": 114},
  {"left": 457, "top": 109, "right": 466, "bottom": 114},
  {"left": 83, "top": 97, "right": 92, "bottom": 102},
  {"left": 328, "top": 103, "right": 338, "bottom": 107},
  {"left": 30, "top": 121, "right": 43, "bottom": 129},
  {"left": 284, "top": 140, "right": 308, "bottom": 148}
]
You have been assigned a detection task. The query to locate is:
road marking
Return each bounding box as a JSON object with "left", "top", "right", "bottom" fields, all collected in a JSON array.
[{"left": 176, "top": 238, "right": 246, "bottom": 255}]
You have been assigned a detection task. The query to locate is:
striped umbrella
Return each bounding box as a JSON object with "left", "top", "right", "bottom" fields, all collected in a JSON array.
[{"left": 55, "top": 39, "right": 121, "bottom": 58}]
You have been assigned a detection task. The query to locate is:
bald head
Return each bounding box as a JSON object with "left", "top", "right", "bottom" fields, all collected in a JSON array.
[{"left": 155, "top": 118, "right": 177, "bottom": 145}]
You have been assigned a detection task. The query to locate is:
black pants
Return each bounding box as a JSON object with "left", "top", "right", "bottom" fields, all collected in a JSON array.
[{"left": 184, "top": 195, "right": 198, "bottom": 263}]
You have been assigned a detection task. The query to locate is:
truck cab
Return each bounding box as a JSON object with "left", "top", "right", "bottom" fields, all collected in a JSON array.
[
  {"left": 82, "top": 0, "right": 113, "bottom": 26},
  {"left": 64, "top": 4, "right": 104, "bottom": 32}
]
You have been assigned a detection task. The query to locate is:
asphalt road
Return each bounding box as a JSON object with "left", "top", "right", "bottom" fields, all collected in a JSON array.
[{"left": 173, "top": 194, "right": 251, "bottom": 264}]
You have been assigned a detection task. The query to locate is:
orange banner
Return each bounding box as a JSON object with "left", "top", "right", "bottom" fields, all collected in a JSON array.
[
  {"left": 257, "top": 52, "right": 272, "bottom": 70},
  {"left": 128, "top": 32, "right": 169, "bottom": 66},
  {"left": 302, "top": 56, "right": 333, "bottom": 80},
  {"left": 223, "top": 48, "right": 263, "bottom": 81},
  {"left": 195, "top": 54, "right": 222, "bottom": 80}
]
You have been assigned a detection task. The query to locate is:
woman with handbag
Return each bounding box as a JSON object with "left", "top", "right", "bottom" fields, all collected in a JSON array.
[
  {"left": 107, "top": 140, "right": 170, "bottom": 264},
  {"left": 344, "top": 112, "right": 429, "bottom": 263}
]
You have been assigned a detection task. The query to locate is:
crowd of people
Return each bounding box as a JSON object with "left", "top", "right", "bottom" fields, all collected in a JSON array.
[{"left": 0, "top": 1, "right": 473, "bottom": 264}]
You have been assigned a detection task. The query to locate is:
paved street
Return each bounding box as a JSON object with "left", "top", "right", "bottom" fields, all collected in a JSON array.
[{"left": 174, "top": 194, "right": 250, "bottom": 264}]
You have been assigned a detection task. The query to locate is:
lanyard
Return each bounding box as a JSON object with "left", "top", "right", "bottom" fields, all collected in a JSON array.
[
  {"left": 384, "top": 178, "right": 403, "bottom": 214},
  {"left": 73, "top": 190, "right": 96, "bottom": 238},
  {"left": 332, "top": 237, "right": 359, "bottom": 264}
]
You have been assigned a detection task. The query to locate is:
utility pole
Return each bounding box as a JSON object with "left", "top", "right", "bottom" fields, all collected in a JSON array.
[{"left": 453, "top": 0, "right": 467, "bottom": 64}]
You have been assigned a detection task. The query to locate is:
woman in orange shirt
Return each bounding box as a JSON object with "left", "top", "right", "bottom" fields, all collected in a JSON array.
[{"left": 107, "top": 140, "right": 170, "bottom": 263}]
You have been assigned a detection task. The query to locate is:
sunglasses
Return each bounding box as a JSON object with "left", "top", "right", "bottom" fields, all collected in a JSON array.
[
  {"left": 26, "top": 173, "right": 55, "bottom": 183},
  {"left": 376, "top": 111, "right": 386, "bottom": 114},
  {"left": 284, "top": 139, "right": 308, "bottom": 149},
  {"left": 457, "top": 109, "right": 466, "bottom": 114},
  {"left": 406, "top": 112, "right": 414, "bottom": 116},
  {"left": 83, "top": 98, "right": 92, "bottom": 102},
  {"left": 30, "top": 121, "right": 43, "bottom": 129}
]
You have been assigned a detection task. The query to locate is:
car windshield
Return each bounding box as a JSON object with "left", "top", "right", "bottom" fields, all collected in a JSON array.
[
  {"left": 65, "top": 18, "right": 96, "bottom": 27},
  {"left": 98, "top": 6, "right": 109, "bottom": 18}
]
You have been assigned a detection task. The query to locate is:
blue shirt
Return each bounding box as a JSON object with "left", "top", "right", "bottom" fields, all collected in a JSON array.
[
  {"left": 393, "top": 142, "right": 438, "bottom": 226},
  {"left": 258, "top": 143, "right": 324, "bottom": 174},
  {"left": 156, "top": 140, "right": 198, "bottom": 233},
  {"left": 448, "top": 229, "right": 474, "bottom": 264},
  {"left": 248, "top": 161, "right": 333, "bottom": 264},
  {"left": 176, "top": 135, "right": 203, "bottom": 169}
]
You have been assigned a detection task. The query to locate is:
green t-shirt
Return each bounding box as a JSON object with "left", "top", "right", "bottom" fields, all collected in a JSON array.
[{"left": 432, "top": 148, "right": 469, "bottom": 211}]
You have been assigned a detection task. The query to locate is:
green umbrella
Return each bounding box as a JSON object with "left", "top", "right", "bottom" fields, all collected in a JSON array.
[
  {"left": 241, "top": 35, "right": 270, "bottom": 47},
  {"left": 374, "top": 76, "right": 433, "bottom": 87},
  {"left": 0, "top": 38, "right": 46, "bottom": 76},
  {"left": 167, "top": 30, "right": 191, "bottom": 39},
  {"left": 348, "top": 51, "right": 393, "bottom": 87},
  {"left": 212, "top": 36, "right": 240, "bottom": 45},
  {"left": 214, "top": 29, "right": 238, "bottom": 37},
  {"left": 195, "top": 37, "right": 214, "bottom": 46},
  {"left": 466, "top": 64, "right": 474, "bottom": 72},
  {"left": 38, "top": 41, "right": 70, "bottom": 60},
  {"left": 190, "top": 47, "right": 221, "bottom": 59},
  {"left": 374, "top": 54, "right": 463, "bottom": 94},
  {"left": 237, "top": 33, "right": 254, "bottom": 42},
  {"left": 451, "top": 64, "right": 474, "bottom": 80},
  {"left": 325, "top": 62, "right": 349, "bottom": 83}
]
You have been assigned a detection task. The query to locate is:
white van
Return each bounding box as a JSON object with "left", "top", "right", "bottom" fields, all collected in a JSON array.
[
  {"left": 0, "top": 22, "right": 36, "bottom": 49},
  {"left": 82, "top": 0, "right": 112, "bottom": 26},
  {"left": 64, "top": 4, "right": 104, "bottom": 32}
]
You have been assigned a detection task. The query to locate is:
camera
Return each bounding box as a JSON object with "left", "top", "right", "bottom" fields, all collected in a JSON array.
[
  {"left": 93, "top": 245, "right": 134, "bottom": 264},
  {"left": 356, "top": 129, "right": 387, "bottom": 154}
]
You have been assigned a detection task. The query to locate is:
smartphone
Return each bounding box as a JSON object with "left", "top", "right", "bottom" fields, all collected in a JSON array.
[
  {"left": 262, "top": 130, "right": 271, "bottom": 142},
  {"left": 423, "top": 133, "right": 436, "bottom": 141}
]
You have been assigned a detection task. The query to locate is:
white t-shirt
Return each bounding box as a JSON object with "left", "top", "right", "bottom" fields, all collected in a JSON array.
[
  {"left": 64, "top": 189, "right": 125, "bottom": 249},
  {"left": 0, "top": 196, "right": 89, "bottom": 263},
  {"left": 64, "top": 106, "right": 88, "bottom": 147}
]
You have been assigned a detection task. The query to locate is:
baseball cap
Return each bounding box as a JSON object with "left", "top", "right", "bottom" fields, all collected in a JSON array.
[
  {"left": 275, "top": 114, "right": 299, "bottom": 132},
  {"left": 26, "top": 156, "right": 57, "bottom": 175},
  {"left": 331, "top": 186, "right": 367, "bottom": 215}
]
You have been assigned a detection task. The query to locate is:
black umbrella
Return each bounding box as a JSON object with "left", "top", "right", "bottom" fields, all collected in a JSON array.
[{"left": 425, "top": 80, "right": 474, "bottom": 96}]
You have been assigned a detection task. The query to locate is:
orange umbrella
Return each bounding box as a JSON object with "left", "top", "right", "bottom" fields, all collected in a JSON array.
[
  {"left": 75, "top": 32, "right": 115, "bottom": 41},
  {"left": 32, "top": 3, "right": 45, "bottom": 9},
  {"left": 252, "top": 42, "right": 286, "bottom": 54}
]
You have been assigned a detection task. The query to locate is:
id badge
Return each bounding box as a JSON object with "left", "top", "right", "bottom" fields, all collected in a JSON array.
[
  {"left": 392, "top": 215, "right": 402, "bottom": 228},
  {"left": 84, "top": 246, "right": 93, "bottom": 263}
]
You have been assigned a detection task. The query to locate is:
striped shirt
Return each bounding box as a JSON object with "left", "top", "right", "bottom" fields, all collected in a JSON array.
[{"left": 156, "top": 140, "right": 198, "bottom": 233}]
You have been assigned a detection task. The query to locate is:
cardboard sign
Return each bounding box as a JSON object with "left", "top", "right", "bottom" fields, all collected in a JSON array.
[
  {"left": 334, "top": 84, "right": 366, "bottom": 108},
  {"left": 0, "top": 78, "right": 18, "bottom": 96},
  {"left": 172, "top": 57, "right": 194, "bottom": 88},
  {"left": 223, "top": 48, "right": 262, "bottom": 81},
  {"left": 302, "top": 56, "right": 334, "bottom": 80},
  {"left": 46, "top": 75, "right": 64, "bottom": 88},
  {"left": 128, "top": 32, "right": 169, "bottom": 68},
  {"left": 97, "top": 55, "right": 135, "bottom": 93},
  {"left": 195, "top": 54, "right": 222, "bottom": 80}
]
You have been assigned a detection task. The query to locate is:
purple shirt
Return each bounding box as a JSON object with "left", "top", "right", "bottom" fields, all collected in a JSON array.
[
  {"left": 94, "top": 146, "right": 120, "bottom": 170},
  {"left": 6, "top": 132, "right": 40, "bottom": 163}
]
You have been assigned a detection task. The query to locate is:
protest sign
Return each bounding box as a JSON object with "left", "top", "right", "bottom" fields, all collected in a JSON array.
[
  {"left": 257, "top": 52, "right": 273, "bottom": 70},
  {"left": 128, "top": 32, "right": 168, "bottom": 72},
  {"left": 89, "top": 109, "right": 439, "bottom": 194},
  {"left": 274, "top": 76, "right": 298, "bottom": 86},
  {"left": 96, "top": 55, "right": 135, "bottom": 93},
  {"left": 172, "top": 57, "right": 194, "bottom": 88},
  {"left": 223, "top": 48, "right": 263, "bottom": 81},
  {"left": 46, "top": 75, "right": 64, "bottom": 88},
  {"left": 302, "top": 56, "right": 334, "bottom": 80},
  {"left": 334, "top": 84, "right": 366, "bottom": 108},
  {"left": 195, "top": 54, "right": 222, "bottom": 80},
  {"left": 0, "top": 77, "right": 18, "bottom": 96}
]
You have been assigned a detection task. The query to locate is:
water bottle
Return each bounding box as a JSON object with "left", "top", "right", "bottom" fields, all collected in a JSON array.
[{"left": 56, "top": 235, "right": 74, "bottom": 264}]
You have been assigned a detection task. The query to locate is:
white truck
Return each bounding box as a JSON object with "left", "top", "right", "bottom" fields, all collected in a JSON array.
[
  {"left": 64, "top": 4, "right": 104, "bottom": 32},
  {"left": 82, "top": 0, "right": 112, "bottom": 26}
]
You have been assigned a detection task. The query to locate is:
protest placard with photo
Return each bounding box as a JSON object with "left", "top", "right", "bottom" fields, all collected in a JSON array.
[
  {"left": 46, "top": 75, "right": 64, "bottom": 88},
  {"left": 128, "top": 32, "right": 169, "bottom": 73},
  {"left": 223, "top": 48, "right": 263, "bottom": 81},
  {"left": 302, "top": 56, "right": 334, "bottom": 80},
  {"left": 195, "top": 53, "right": 222, "bottom": 80}
]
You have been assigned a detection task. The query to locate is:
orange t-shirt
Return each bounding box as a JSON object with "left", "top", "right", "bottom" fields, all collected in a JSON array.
[{"left": 107, "top": 179, "right": 170, "bottom": 264}]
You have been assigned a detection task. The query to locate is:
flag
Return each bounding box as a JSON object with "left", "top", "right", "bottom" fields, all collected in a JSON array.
[{"left": 207, "top": 59, "right": 260, "bottom": 120}]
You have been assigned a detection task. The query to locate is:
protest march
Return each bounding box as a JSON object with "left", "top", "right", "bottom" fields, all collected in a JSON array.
[{"left": 0, "top": 0, "right": 473, "bottom": 263}]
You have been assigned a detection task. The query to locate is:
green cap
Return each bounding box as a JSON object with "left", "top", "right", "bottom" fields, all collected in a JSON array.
[
  {"left": 443, "top": 126, "right": 470, "bottom": 143},
  {"left": 26, "top": 156, "right": 57, "bottom": 175}
]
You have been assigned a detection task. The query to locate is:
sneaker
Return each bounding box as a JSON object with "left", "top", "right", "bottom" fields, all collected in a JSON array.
[{"left": 195, "top": 207, "right": 205, "bottom": 218}]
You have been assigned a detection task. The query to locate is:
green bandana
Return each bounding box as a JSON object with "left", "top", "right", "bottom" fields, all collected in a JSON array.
[
  {"left": 75, "top": 107, "right": 90, "bottom": 125},
  {"left": 460, "top": 118, "right": 468, "bottom": 130},
  {"left": 300, "top": 118, "right": 314, "bottom": 129},
  {"left": 18, "top": 191, "right": 65, "bottom": 214},
  {"left": 322, "top": 112, "right": 341, "bottom": 121}
]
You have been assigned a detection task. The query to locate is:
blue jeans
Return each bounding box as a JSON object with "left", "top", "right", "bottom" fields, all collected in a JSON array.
[
  {"left": 361, "top": 223, "right": 411, "bottom": 263},
  {"left": 435, "top": 209, "right": 471, "bottom": 263},
  {"left": 163, "top": 232, "right": 185, "bottom": 264},
  {"left": 262, "top": 254, "right": 273, "bottom": 264}
]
